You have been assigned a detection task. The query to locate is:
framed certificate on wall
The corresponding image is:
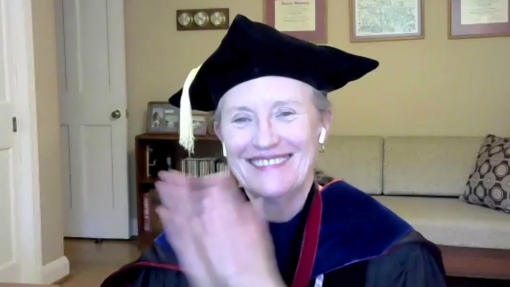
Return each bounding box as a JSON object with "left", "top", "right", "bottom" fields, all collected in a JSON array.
[
  {"left": 264, "top": 0, "right": 328, "bottom": 43},
  {"left": 449, "top": 0, "right": 510, "bottom": 39}
]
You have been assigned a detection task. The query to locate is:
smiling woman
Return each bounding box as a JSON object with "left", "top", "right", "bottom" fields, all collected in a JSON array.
[
  {"left": 102, "top": 14, "right": 448, "bottom": 287},
  {"left": 212, "top": 76, "right": 331, "bottom": 217}
]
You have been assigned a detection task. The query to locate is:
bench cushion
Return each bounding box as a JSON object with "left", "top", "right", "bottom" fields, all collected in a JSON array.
[
  {"left": 316, "top": 136, "right": 383, "bottom": 195},
  {"left": 383, "top": 136, "right": 483, "bottom": 196},
  {"left": 373, "top": 196, "right": 510, "bottom": 249}
]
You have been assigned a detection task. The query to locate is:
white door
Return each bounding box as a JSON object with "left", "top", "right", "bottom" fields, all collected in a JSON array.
[
  {"left": 55, "top": 0, "right": 130, "bottom": 239},
  {"left": 0, "top": 0, "right": 22, "bottom": 281}
]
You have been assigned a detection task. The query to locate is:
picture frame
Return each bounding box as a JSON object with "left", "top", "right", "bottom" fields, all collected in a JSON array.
[
  {"left": 146, "top": 101, "right": 180, "bottom": 134},
  {"left": 349, "top": 0, "right": 424, "bottom": 43},
  {"left": 191, "top": 113, "right": 210, "bottom": 136},
  {"left": 264, "top": 0, "right": 328, "bottom": 43},
  {"left": 448, "top": 0, "right": 510, "bottom": 39}
]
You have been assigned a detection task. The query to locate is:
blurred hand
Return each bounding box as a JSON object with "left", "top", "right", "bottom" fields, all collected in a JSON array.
[
  {"left": 191, "top": 173, "right": 285, "bottom": 287},
  {"left": 156, "top": 170, "right": 285, "bottom": 287},
  {"left": 155, "top": 170, "right": 221, "bottom": 287}
]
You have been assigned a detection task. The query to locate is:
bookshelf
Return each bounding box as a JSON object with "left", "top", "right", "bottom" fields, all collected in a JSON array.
[{"left": 135, "top": 133, "right": 224, "bottom": 249}]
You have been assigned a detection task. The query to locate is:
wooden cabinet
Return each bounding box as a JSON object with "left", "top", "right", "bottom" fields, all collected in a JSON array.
[{"left": 135, "top": 133, "right": 223, "bottom": 249}]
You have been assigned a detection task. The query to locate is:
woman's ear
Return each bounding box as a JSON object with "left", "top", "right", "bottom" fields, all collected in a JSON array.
[
  {"left": 318, "top": 109, "right": 333, "bottom": 138},
  {"left": 213, "top": 120, "right": 223, "bottom": 142},
  {"left": 321, "top": 109, "right": 333, "bottom": 132},
  {"left": 213, "top": 120, "right": 227, "bottom": 157}
]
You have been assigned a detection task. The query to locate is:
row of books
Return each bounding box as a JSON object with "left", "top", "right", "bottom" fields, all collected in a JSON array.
[
  {"left": 145, "top": 141, "right": 230, "bottom": 177},
  {"left": 142, "top": 189, "right": 161, "bottom": 233},
  {"left": 143, "top": 157, "right": 232, "bottom": 233},
  {"left": 181, "top": 157, "right": 231, "bottom": 177}
]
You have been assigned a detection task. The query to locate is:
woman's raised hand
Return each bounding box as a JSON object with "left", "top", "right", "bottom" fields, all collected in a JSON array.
[
  {"left": 187, "top": 173, "right": 285, "bottom": 287},
  {"left": 155, "top": 170, "right": 221, "bottom": 287},
  {"left": 156, "top": 170, "right": 285, "bottom": 287}
]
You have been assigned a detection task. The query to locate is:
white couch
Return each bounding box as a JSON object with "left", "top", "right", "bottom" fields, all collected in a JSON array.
[{"left": 316, "top": 135, "right": 510, "bottom": 279}]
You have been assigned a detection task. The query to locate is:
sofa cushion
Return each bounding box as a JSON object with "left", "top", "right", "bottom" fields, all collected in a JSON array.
[
  {"left": 461, "top": 134, "right": 510, "bottom": 213},
  {"left": 374, "top": 196, "right": 510, "bottom": 249},
  {"left": 316, "top": 136, "right": 383, "bottom": 194},
  {"left": 383, "top": 136, "right": 484, "bottom": 196}
]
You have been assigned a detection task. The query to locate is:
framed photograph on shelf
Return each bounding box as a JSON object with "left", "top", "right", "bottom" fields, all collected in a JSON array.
[
  {"left": 349, "top": 0, "right": 424, "bottom": 43},
  {"left": 448, "top": 0, "right": 510, "bottom": 39},
  {"left": 191, "top": 112, "right": 210, "bottom": 136},
  {"left": 146, "top": 101, "right": 179, "bottom": 134},
  {"left": 264, "top": 0, "right": 327, "bottom": 43}
]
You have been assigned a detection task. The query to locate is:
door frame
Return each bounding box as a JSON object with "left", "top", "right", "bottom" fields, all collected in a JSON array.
[{"left": 7, "top": 0, "right": 43, "bottom": 283}]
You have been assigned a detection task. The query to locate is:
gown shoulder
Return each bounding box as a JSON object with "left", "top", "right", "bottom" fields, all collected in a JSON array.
[
  {"left": 364, "top": 241, "right": 448, "bottom": 287},
  {"left": 100, "top": 243, "right": 189, "bottom": 287},
  {"left": 321, "top": 230, "right": 448, "bottom": 287}
]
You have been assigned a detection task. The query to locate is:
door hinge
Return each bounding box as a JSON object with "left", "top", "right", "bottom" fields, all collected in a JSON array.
[{"left": 12, "top": 117, "right": 17, "bottom": 132}]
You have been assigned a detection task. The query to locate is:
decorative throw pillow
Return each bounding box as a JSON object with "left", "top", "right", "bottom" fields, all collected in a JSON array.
[{"left": 460, "top": 134, "right": 510, "bottom": 213}]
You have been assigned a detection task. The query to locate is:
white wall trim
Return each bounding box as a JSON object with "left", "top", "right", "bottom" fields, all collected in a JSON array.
[
  {"left": 8, "top": 0, "right": 43, "bottom": 283},
  {"left": 41, "top": 256, "right": 70, "bottom": 284}
]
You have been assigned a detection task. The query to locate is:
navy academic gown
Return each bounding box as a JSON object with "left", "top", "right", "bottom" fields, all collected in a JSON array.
[{"left": 101, "top": 180, "right": 448, "bottom": 287}]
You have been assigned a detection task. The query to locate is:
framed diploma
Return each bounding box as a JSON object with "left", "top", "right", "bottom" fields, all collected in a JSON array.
[
  {"left": 349, "top": 0, "right": 424, "bottom": 42},
  {"left": 449, "top": 0, "right": 510, "bottom": 39},
  {"left": 264, "top": 0, "right": 327, "bottom": 43}
]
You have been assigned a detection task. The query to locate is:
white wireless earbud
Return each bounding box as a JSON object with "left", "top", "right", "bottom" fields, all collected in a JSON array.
[
  {"left": 222, "top": 143, "right": 227, "bottom": 157},
  {"left": 318, "top": 127, "right": 326, "bottom": 144}
]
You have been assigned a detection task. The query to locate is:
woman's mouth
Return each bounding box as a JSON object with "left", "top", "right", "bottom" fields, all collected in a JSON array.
[{"left": 248, "top": 154, "right": 293, "bottom": 168}]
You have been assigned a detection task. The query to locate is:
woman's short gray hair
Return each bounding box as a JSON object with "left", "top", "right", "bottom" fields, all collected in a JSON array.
[
  {"left": 311, "top": 88, "right": 332, "bottom": 117},
  {"left": 213, "top": 87, "right": 331, "bottom": 123}
]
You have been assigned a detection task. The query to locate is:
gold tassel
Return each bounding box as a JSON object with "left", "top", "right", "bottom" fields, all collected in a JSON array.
[{"left": 179, "top": 65, "right": 202, "bottom": 154}]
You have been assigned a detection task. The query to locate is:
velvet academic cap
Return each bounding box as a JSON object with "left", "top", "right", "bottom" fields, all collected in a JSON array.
[{"left": 169, "top": 14, "right": 379, "bottom": 153}]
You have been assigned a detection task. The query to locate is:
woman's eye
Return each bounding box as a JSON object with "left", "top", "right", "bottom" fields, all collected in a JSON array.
[
  {"left": 232, "top": 117, "right": 250, "bottom": 123},
  {"left": 277, "top": 110, "right": 295, "bottom": 117}
]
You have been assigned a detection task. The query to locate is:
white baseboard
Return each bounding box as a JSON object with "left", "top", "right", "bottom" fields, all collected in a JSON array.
[
  {"left": 130, "top": 218, "right": 138, "bottom": 236},
  {"left": 41, "top": 256, "right": 70, "bottom": 284}
]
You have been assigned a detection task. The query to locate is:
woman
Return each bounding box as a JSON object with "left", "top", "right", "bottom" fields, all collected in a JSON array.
[{"left": 102, "top": 14, "right": 447, "bottom": 287}]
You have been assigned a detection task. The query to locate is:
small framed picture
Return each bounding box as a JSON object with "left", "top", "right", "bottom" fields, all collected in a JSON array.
[
  {"left": 146, "top": 101, "right": 179, "bottom": 134},
  {"left": 191, "top": 112, "right": 210, "bottom": 135}
]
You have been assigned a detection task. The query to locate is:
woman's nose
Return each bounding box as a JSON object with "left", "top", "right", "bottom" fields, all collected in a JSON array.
[{"left": 252, "top": 119, "right": 279, "bottom": 149}]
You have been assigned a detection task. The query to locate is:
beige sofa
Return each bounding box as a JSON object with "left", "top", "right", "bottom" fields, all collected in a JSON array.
[{"left": 316, "top": 135, "right": 510, "bottom": 280}]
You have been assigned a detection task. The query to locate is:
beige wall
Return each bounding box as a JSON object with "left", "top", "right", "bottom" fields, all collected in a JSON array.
[
  {"left": 31, "top": 0, "right": 64, "bottom": 265},
  {"left": 124, "top": 0, "right": 510, "bottom": 226},
  {"left": 124, "top": 0, "right": 510, "bottom": 227},
  {"left": 20, "top": 0, "right": 510, "bottom": 263}
]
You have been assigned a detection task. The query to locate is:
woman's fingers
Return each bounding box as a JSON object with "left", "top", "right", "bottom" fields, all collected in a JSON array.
[
  {"left": 155, "top": 172, "right": 185, "bottom": 209},
  {"left": 155, "top": 171, "right": 202, "bottom": 215},
  {"left": 156, "top": 170, "right": 244, "bottom": 235}
]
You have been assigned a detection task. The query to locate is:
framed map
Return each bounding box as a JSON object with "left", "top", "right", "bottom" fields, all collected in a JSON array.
[{"left": 349, "top": 0, "right": 424, "bottom": 42}]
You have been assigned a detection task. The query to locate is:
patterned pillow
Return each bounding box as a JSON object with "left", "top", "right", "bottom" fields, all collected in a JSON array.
[{"left": 460, "top": 134, "right": 510, "bottom": 213}]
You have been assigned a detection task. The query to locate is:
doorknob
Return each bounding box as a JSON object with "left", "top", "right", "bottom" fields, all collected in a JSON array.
[{"left": 111, "top": 110, "right": 121, "bottom": 119}]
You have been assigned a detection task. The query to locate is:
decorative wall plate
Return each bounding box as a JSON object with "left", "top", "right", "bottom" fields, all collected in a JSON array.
[{"left": 176, "top": 8, "right": 230, "bottom": 31}]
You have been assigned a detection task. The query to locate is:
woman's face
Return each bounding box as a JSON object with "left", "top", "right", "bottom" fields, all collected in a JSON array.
[{"left": 215, "top": 76, "right": 330, "bottom": 199}]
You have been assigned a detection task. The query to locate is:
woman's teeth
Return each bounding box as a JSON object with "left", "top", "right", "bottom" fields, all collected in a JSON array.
[{"left": 249, "top": 156, "right": 290, "bottom": 167}]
